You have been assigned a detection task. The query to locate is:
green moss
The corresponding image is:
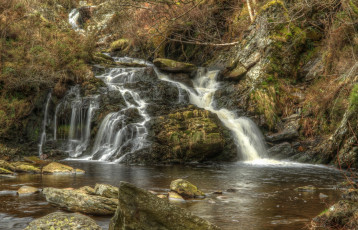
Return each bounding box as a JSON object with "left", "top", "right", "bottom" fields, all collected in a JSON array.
[
  {"left": 349, "top": 84, "right": 358, "bottom": 111},
  {"left": 110, "top": 39, "right": 130, "bottom": 52}
]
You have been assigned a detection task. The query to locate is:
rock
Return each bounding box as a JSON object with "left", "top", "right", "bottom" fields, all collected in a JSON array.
[
  {"left": 311, "top": 200, "right": 358, "bottom": 229},
  {"left": 157, "top": 194, "right": 167, "bottom": 199},
  {"left": 223, "top": 62, "right": 247, "bottom": 81},
  {"left": 167, "top": 73, "right": 194, "bottom": 88},
  {"left": 154, "top": 58, "right": 197, "bottom": 73},
  {"left": 0, "top": 160, "right": 15, "bottom": 171},
  {"left": 42, "top": 187, "right": 118, "bottom": 215},
  {"left": 110, "top": 39, "right": 130, "bottom": 52},
  {"left": 23, "top": 156, "right": 48, "bottom": 166},
  {"left": 13, "top": 162, "right": 41, "bottom": 174},
  {"left": 213, "top": 191, "right": 223, "bottom": 195},
  {"left": 268, "top": 142, "right": 295, "bottom": 159},
  {"left": 0, "top": 167, "right": 13, "bottom": 174},
  {"left": 170, "top": 179, "right": 205, "bottom": 198},
  {"left": 266, "top": 128, "right": 299, "bottom": 143},
  {"left": 341, "top": 189, "right": 358, "bottom": 202},
  {"left": 42, "top": 162, "right": 84, "bottom": 174},
  {"left": 94, "top": 184, "right": 119, "bottom": 199},
  {"left": 17, "top": 186, "right": 39, "bottom": 195},
  {"left": 24, "top": 211, "right": 102, "bottom": 230},
  {"left": 109, "top": 181, "right": 220, "bottom": 230},
  {"left": 168, "top": 192, "right": 185, "bottom": 202},
  {"left": 295, "top": 185, "right": 317, "bottom": 192},
  {"left": 78, "top": 186, "right": 96, "bottom": 195},
  {"left": 226, "top": 188, "right": 238, "bottom": 193},
  {"left": 132, "top": 107, "right": 237, "bottom": 164}
]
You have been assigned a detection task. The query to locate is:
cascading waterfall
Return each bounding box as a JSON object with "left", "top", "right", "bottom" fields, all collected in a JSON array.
[
  {"left": 53, "top": 86, "right": 99, "bottom": 157},
  {"left": 86, "top": 65, "right": 150, "bottom": 162},
  {"left": 38, "top": 92, "right": 52, "bottom": 156},
  {"left": 155, "top": 68, "right": 267, "bottom": 161}
]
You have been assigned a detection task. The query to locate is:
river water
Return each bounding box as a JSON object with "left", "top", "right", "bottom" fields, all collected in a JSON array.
[{"left": 0, "top": 160, "right": 344, "bottom": 230}]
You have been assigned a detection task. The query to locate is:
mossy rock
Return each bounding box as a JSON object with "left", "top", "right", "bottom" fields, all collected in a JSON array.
[
  {"left": 17, "top": 186, "right": 39, "bottom": 195},
  {"left": 23, "top": 156, "right": 49, "bottom": 166},
  {"left": 0, "top": 160, "right": 15, "bottom": 171},
  {"left": 110, "top": 39, "right": 130, "bottom": 52},
  {"left": 13, "top": 162, "right": 41, "bottom": 174},
  {"left": 153, "top": 58, "right": 197, "bottom": 73},
  {"left": 93, "top": 52, "right": 116, "bottom": 66},
  {"left": 24, "top": 211, "right": 102, "bottom": 230},
  {"left": 0, "top": 167, "right": 13, "bottom": 174},
  {"left": 94, "top": 184, "right": 119, "bottom": 199},
  {"left": 42, "top": 162, "right": 85, "bottom": 175},
  {"left": 170, "top": 179, "right": 205, "bottom": 198}
]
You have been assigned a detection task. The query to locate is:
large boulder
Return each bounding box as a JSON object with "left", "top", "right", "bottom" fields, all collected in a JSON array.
[
  {"left": 268, "top": 142, "right": 295, "bottom": 159},
  {"left": 128, "top": 107, "right": 237, "bottom": 164},
  {"left": 42, "top": 187, "right": 118, "bottom": 215},
  {"left": 154, "top": 58, "right": 197, "bottom": 73},
  {"left": 109, "top": 181, "right": 220, "bottom": 230},
  {"left": 170, "top": 179, "right": 205, "bottom": 198},
  {"left": 24, "top": 212, "right": 102, "bottom": 230}
]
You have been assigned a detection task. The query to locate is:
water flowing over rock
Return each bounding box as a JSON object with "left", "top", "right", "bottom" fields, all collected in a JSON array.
[
  {"left": 157, "top": 68, "right": 267, "bottom": 161},
  {"left": 38, "top": 92, "right": 52, "bottom": 156},
  {"left": 109, "top": 181, "right": 220, "bottom": 230},
  {"left": 25, "top": 212, "right": 102, "bottom": 230}
]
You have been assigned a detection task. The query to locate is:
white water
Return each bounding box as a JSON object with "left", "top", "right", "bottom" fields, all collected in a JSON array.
[
  {"left": 86, "top": 67, "right": 150, "bottom": 162},
  {"left": 38, "top": 92, "right": 52, "bottom": 156},
  {"left": 53, "top": 86, "right": 99, "bottom": 157},
  {"left": 155, "top": 68, "right": 267, "bottom": 161},
  {"left": 69, "top": 9, "right": 85, "bottom": 32}
]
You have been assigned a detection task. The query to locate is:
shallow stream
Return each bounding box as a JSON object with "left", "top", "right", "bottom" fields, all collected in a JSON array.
[{"left": 0, "top": 160, "right": 344, "bottom": 230}]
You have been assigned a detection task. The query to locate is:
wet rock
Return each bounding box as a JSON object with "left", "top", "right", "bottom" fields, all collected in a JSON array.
[
  {"left": 23, "top": 156, "right": 48, "bottom": 166},
  {"left": 226, "top": 188, "right": 238, "bottom": 193},
  {"left": 170, "top": 179, "right": 205, "bottom": 198},
  {"left": 17, "top": 186, "right": 39, "bottom": 195},
  {"left": 42, "top": 187, "right": 118, "bottom": 215},
  {"left": 24, "top": 211, "right": 102, "bottom": 230},
  {"left": 42, "top": 162, "right": 84, "bottom": 174},
  {"left": 268, "top": 142, "right": 295, "bottom": 159},
  {"left": 154, "top": 58, "right": 197, "bottom": 73},
  {"left": 109, "top": 181, "right": 220, "bottom": 230},
  {"left": 295, "top": 185, "right": 317, "bottom": 192},
  {"left": 94, "top": 184, "right": 119, "bottom": 199},
  {"left": 13, "top": 162, "right": 41, "bottom": 174},
  {"left": 0, "top": 167, "right": 13, "bottom": 174},
  {"left": 266, "top": 128, "right": 299, "bottom": 143},
  {"left": 167, "top": 73, "right": 194, "bottom": 88},
  {"left": 0, "top": 160, "right": 15, "bottom": 171},
  {"left": 213, "top": 191, "right": 223, "bottom": 195},
  {"left": 131, "top": 107, "right": 237, "bottom": 164},
  {"left": 168, "top": 192, "right": 185, "bottom": 202}
]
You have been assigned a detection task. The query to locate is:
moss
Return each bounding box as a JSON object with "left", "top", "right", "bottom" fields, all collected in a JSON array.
[
  {"left": 349, "top": 84, "right": 358, "bottom": 111},
  {"left": 110, "top": 39, "right": 130, "bottom": 52},
  {"left": 349, "top": 0, "right": 358, "bottom": 15},
  {"left": 0, "top": 167, "right": 13, "bottom": 174}
]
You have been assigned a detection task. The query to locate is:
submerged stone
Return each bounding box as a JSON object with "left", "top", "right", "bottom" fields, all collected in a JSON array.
[
  {"left": 170, "top": 179, "right": 205, "bottom": 198},
  {"left": 24, "top": 211, "right": 102, "bottom": 230},
  {"left": 295, "top": 185, "right": 317, "bottom": 192},
  {"left": 17, "top": 186, "right": 39, "bottom": 195},
  {"left": 42, "top": 187, "right": 118, "bottom": 215},
  {"left": 109, "top": 181, "right": 220, "bottom": 230}
]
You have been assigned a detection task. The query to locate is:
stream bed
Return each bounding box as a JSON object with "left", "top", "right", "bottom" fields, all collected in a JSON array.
[{"left": 0, "top": 160, "right": 344, "bottom": 230}]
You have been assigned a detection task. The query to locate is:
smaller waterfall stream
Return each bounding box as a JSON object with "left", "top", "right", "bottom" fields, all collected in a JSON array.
[
  {"left": 87, "top": 66, "right": 150, "bottom": 162},
  {"left": 38, "top": 92, "right": 52, "bottom": 156},
  {"left": 156, "top": 68, "right": 267, "bottom": 161},
  {"left": 69, "top": 9, "right": 81, "bottom": 30}
]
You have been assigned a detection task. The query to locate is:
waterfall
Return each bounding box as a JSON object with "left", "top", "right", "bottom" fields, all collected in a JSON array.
[
  {"left": 155, "top": 68, "right": 267, "bottom": 161},
  {"left": 69, "top": 9, "right": 85, "bottom": 32},
  {"left": 87, "top": 65, "right": 150, "bottom": 162},
  {"left": 53, "top": 86, "right": 99, "bottom": 157},
  {"left": 38, "top": 92, "right": 52, "bottom": 156}
]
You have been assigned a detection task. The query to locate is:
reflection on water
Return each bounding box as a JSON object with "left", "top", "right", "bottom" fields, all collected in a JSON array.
[{"left": 0, "top": 161, "right": 344, "bottom": 230}]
